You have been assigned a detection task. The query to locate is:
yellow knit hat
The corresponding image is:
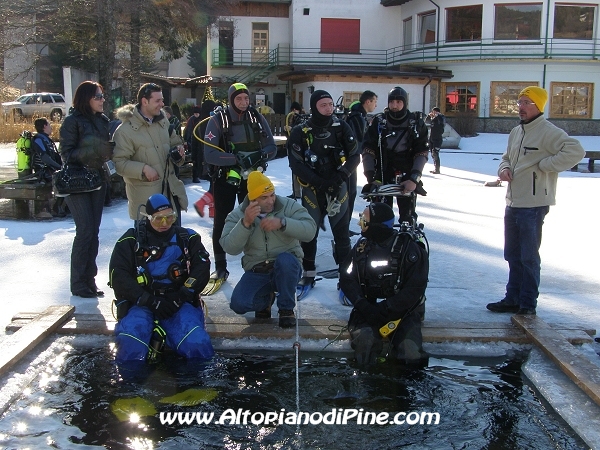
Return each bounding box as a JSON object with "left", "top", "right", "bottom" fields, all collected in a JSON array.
[
  {"left": 247, "top": 171, "right": 274, "bottom": 200},
  {"left": 519, "top": 86, "right": 548, "bottom": 112}
]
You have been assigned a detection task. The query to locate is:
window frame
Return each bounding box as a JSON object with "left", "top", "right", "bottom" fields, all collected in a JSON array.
[
  {"left": 252, "top": 22, "right": 269, "bottom": 60},
  {"left": 418, "top": 10, "right": 436, "bottom": 46},
  {"left": 342, "top": 91, "right": 362, "bottom": 108},
  {"left": 553, "top": 4, "right": 595, "bottom": 40},
  {"left": 549, "top": 82, "right": 593, "bottom": 119},
  {"left": 403, "top": 17, "right": 413, "bottom": 51},
  {"left": 446, "top": 5, "right": 483, "bottom": 43},
  {"left": 493, "top": 3, "right": 542, "bottom": 41},
  {"left": 441, "top": 82, "right": 481, "bottom": 116},
  {"left": 490, "top": 81, "right": 539, "bottom": 117}
]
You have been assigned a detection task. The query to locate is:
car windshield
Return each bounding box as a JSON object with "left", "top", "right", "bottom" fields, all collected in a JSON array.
[{"left": 16, "top": 95, "right": 32, "bottom": 103}]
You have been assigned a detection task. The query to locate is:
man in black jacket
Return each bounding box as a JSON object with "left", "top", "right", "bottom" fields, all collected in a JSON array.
[
  {"left": 427, "top": 107, "right": 445, "bottom": 174},
  {"left": 339, "top": 202, "right": 428, "bottom": 366},
  {"left": 203, "top": 83, "right": 277, "bottom": 284},
  {"left": 362, "top": 87, "right": 429, "bottom": 224},
  {"left": 346, "top": 90, "right": 377, "bottom": 218},
  {"left": 287, "top": 89, "right": 359, "bottom": 298}
]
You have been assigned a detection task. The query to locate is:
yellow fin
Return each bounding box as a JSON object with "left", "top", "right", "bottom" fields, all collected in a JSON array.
[
  {"left": 110, "top": 397, "right": 157, "bottom": 422},
  {"left": 158, "top": 388, "right": 218, "bottom": 407}
]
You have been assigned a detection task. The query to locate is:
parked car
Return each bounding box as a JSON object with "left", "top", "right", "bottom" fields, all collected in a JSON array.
[{"left": 2, "top": 92, "right": 67, "bottom": 122}]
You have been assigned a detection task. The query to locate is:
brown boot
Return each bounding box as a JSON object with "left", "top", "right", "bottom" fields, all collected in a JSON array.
[
  {"left": 255, "top": 292, "right": 276, "bottom": 319},
  {"left": 278, "top": 309, "right": 296, "bottom": 328}
]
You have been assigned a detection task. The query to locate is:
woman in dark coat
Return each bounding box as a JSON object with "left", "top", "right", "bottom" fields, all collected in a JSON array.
[{"left": 59, "top": 81, "right": 112, "bottom": 298}]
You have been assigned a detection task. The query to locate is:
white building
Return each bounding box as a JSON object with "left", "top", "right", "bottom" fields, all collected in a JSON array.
[{"left": 198, "top": 0, "right": 600, "bottom": 133}]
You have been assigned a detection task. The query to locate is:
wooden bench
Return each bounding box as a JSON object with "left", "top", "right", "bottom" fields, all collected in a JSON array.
[
  {"left": 573, "top": 151, "right": 600, "bottom": 172},
  {"left": 0, "top": 177, "right": 55, "bottom": 219}
]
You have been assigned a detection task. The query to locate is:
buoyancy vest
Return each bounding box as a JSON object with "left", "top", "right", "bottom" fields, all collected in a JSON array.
[
  {"left": 134, "top": 222, "right": 192, "bottom": 292},
  {"left": 300, "top": 116, "right": 346, "bottom": 178}
]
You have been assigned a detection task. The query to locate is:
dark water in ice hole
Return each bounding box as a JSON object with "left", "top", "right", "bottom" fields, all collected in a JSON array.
[{"left": 0, "top": 335, "right": 588, "bottom": 449}]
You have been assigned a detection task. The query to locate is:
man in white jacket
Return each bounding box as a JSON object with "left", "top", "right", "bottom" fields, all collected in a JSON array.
[{"left": 487, "top": 86, "right": 585, "bottom": 316}]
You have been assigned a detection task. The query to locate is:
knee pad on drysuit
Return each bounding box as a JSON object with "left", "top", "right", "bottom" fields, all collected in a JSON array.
[
  {"left": 114, "top": 306, "right": 154, "bottom": 362},
  {"left": 160, "top": 303, "right": 215, "bottom": 360}
]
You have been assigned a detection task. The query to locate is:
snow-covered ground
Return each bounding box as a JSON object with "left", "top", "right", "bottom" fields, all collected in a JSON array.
[
  {"left": 0, "top": 133, "right": 599, "bottom": 337},
  {"left": 1, "top": 132, "right": 600, "bottom": 448}
]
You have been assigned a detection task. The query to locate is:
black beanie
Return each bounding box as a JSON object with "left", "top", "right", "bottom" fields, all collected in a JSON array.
[
  {"left": 309, "top": 90, "right": 333, "bottom": 127},
  {"left": 362, "top": 202, "right": 396, "bottom": 242},
  {"left": 387, "top": 86, "right": 408, "bottom": 122}
]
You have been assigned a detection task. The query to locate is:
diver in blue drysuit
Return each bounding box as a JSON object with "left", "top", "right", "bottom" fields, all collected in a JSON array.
[{"left": 109, "top": 194, "right": 214, "bottom": 362}]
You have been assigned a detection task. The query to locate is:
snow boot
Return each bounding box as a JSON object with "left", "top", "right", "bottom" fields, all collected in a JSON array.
[{"left": 194, "top": 192, "right": 214, "bottom": 218}]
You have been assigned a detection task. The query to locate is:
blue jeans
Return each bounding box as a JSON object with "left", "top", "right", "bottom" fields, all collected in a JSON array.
[
  {"left": 64, "top": 186, "right": 106, "bottom": 293},
  {"left": 230, "top": 252, "right": 302, "bottom": 313},
  {"left": 503, "top": 205, "right": 549, "bottom": 310}
]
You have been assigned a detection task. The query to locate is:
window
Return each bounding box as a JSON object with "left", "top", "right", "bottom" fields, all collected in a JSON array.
[
  {"left": 550, "top": 82, "right": 593, "bottom": 118},
  {"left": 554, "top": 5, "right": 595, "bottom": 39},
  {"left": 442, "top": 82, "right": 480, "bottom": 114},
  {"left": 490, "top": 82, "right": 538, "bottom": 116},
  {"left": 419, "top": 11, "right": 436, "bottom": 45},
  {"left": 252, "top": 22, "right": 269, "bottom": 61},
  {"left": 446, "top": 5, "right": 483, "bottom": 42},
  {"left": 403, "top": 17, "right": 413, "bottom": 51},
  {"left": 219, "top": 21, "right": 234, "bottom": 65},
  {"left": 342, "top": 91, "right": 362, "bottom": 108},
  {"left": 321, "top": 18, "right": 360, "bottom": 54},
  {"left": 494, "top": 3, "right": 542, "bottom": 40}
]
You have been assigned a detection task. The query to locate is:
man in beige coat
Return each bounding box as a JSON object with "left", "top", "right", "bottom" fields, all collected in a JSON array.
[
  {"left": 487, "top": 86, "right": 585, "bottom": 316},
  {"left": 113, "top": 83, "right": 187, "bottom": 223}
]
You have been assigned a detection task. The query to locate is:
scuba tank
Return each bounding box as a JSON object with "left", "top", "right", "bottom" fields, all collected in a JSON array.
[{"left": 16, "top": 130, "right": 33, "bottom": 176}]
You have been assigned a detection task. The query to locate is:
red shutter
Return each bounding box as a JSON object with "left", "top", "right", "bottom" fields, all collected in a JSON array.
[{"left": 321, "top": 18, "right": 360, "bottom": 54}]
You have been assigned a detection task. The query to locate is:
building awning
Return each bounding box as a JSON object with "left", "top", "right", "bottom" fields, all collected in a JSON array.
[
  {"left": 139, "top": 72, "right": 213, "bottom": 88},
  {"left": 380, "top": 0, "right": 414, "bottom": 6}
]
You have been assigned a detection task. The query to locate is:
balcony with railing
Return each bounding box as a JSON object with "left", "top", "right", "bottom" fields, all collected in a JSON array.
[{"left": 212, "top": 38, "right": 600, "bottom": 72}]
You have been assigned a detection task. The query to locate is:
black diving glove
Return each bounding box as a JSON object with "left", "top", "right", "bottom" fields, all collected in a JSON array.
[
  {"left": 139, "top": 294, "right": 181, "bottom": 320},
  {"left": 354, "top": 298, "right": 389, "bottom": 329},
  {"left": 166, "top": 287, "right": 195, "bottom": 305}
]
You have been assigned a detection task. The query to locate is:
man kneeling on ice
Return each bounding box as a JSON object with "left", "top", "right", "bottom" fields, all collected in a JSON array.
[
  {"left": 220, "top": 171, "right": 317, "bottom": 328},
  {"left": 110, "top": 194, "right": 214, "bottom": 362},
  {"left": 339, "top": 202, "right": 429, "bottom": 366}
]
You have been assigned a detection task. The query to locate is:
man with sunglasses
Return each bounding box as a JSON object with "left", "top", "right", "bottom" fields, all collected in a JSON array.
[
  {"left": 109, "top": 194, "right": 214, "bottom": 363},
  {"left": 113, "top": 83, "right": 187, "bottom": 225},
  {"left": 486, "top": 86, "right": 584, "bottom": 316},
  {"left": 339, "top": 202, "right": 428, "bottom": 366}
]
